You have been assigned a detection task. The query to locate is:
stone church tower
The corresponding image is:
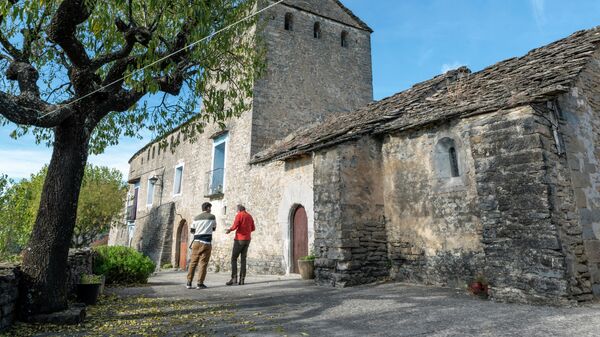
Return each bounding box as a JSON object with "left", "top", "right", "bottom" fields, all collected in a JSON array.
[{"left": 110, "top": 0, "right": 373, "bottom": 275}]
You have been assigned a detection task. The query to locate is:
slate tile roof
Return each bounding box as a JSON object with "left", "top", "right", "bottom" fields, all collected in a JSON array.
[{"left": 251, "top": 27, "right": 600, "bottom": 164}]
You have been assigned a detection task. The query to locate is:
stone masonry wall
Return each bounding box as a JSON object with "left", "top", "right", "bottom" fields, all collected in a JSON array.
[
  {"left": 382, "top": 120, "right": 484, "bottom": 289},
  {"left": 252, "top": 0, "right": 373, "bottom": 154},
  {"left": 470, "top": 106, "right": 573, "bottom": 305},
  {"left": 0, "top": 264, "right": 19, "bottom": 332},
  {"left": 556, "top": 48, "right": 600, "bottom": 298},
  {"left": 117, "top": 1, "right": 364, "bottom": 276},
  {"left": 314, "top": 136, "right": 388, "bottom": 287},
  {"left": 0, "top": 250, "right": 93, "bottom": 332}
]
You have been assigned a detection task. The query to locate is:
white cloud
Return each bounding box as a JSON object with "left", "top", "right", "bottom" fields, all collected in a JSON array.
[
  {"left": 0, "top": 141, "right": 143, "bottom": 180},
  {"left": 441, "top": 62, "right": 466, "bottom": 74},
  {"left": 0, "top": 149, "right": 51, "bottom": 179},
  {"left": 531, "top": 0, "right": 546, "bottom": 28}
]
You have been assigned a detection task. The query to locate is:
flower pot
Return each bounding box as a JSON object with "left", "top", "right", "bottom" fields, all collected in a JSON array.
[
  {"left": 76, "top": 283, "right": 101, "bottom": 305},
  {"left": 298, "top": 259, "right": 315, "bottom": 280}
]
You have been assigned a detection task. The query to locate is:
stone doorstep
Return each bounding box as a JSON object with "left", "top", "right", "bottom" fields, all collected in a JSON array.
[{"left": 27, "top": 304, "right": 86, "bottom": 325}]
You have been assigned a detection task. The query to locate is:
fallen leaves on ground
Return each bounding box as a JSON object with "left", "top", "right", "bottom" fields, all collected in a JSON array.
[{"left": 4, "top": 295, "right": 237, "bottom": 337}]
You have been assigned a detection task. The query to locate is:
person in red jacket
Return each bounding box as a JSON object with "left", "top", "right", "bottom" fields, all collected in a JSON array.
[{"left": 225, "top": 204, "right": 255, "bottom": 285}]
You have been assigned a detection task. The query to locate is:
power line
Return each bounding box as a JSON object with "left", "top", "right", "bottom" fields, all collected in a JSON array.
[{"left": 39, "top": 0, "right": 285, "bottom": 120}]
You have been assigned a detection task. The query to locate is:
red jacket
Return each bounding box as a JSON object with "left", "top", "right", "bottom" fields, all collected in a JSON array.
[{"left": 229, "top": 211, "right": 255, "bottom": 241}]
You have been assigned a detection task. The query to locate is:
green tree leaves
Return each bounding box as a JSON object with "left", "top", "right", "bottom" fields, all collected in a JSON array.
[{"left": 0, "top": 165, "right": 126, "bottom": 258}]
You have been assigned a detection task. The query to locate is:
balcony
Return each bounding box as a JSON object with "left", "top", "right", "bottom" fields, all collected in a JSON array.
[
  {"left": 205, "top": 168, "right": 224, "bottom": 198},
  {"left": 126, "top": 204, "right": 137, "bottom": 221}
]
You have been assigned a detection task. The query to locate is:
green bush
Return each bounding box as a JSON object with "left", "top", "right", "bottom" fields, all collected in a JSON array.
[
  {"left": 161, "top": 263, "right": 173, "bottom": 269},
  {"left": 93, "top": 246, "right": 155, "bottom": 285}
]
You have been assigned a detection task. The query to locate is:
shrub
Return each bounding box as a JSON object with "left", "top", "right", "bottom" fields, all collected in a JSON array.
[
  {"left": 93, "top": 246, "right": 155, "bottom": 285},
  {"left": 161, "top": 263, "right": 173, "bottom": 269},
  {"left": 300, "top": 254, "right": 315, "bottom": 261},
  {"left": 80, "top": 274, "right": 103, "bottom": 284}
]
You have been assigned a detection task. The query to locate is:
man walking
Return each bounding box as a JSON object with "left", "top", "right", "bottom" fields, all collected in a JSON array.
[
  {"left": 225, "top": 205, "right": 255, "bottom": 285},
  {"left": 187, "top": 202, "right": 216, "bottom": 289}
]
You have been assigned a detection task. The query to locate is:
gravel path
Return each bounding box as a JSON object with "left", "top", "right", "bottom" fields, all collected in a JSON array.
[{"left": 107, "top": 271, "right": 600, "bottom": 337}]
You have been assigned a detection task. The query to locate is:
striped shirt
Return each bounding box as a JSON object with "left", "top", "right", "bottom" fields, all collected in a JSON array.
[{"left": 191, "top": 212, "right": 216, "bottom": 244}]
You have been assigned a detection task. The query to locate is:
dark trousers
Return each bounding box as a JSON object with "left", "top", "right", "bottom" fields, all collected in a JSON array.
[{"left": 231, "top": 240, "right": 250, "bottom": 278}]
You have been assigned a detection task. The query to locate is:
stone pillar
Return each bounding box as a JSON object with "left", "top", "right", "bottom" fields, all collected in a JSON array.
[{"left": 313, "top": 137, "right": 388, "bottom": 287}]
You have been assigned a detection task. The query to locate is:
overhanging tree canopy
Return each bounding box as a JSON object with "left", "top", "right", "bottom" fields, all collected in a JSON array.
[{"left": 0, "top": 0, "right": 264, "bottom": 316}]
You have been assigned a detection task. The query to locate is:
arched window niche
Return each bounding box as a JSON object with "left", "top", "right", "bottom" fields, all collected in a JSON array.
[
  {"left": 434, "top": 137, "right": 464, "bottom": 181},
  {"left": 284, "top": 13, "right": 293, "bottom": 31},
  {"left": 341, "top": 31, "right": 349, "bottom": 47},
  {"left": 314, "top": 22, "right": 321, "bottom": 39}
]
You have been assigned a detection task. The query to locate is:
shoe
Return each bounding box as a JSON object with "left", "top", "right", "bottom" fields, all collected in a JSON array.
[
  {"left": 196, "top": 284, "right": 207, "bottom": 289},
  {"left": 239, "top": 276, "right": 245, "bottom": 285},
  {"left": 186, "top": 281, "right": 193, "bottom": 289},
  {"left": 226, "top": 276, "right": 237, "bottom": 286}
]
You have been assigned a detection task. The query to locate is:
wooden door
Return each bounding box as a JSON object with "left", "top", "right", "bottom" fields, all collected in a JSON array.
[
  {"left": 292, "top": 206, "right": 308, "bottom": 273},
  {"left": 178, "top": 220, "right": 188, "bottom": 270}
]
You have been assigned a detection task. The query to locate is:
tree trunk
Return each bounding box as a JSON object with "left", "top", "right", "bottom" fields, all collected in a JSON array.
[{"left": 20, "top": 118, "right": 90, "bottom": 317}]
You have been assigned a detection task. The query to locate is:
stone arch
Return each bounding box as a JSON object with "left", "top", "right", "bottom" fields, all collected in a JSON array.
[
  {"left": 277, "top": 183, "right": 314, "bottom": 274},
  {"left": 289, "top": 204, "right": 308, "bottom": 274},
  {"left": 175, "top": 219, "right": 189, "bottom": 270},
  {"left": 434, "top": 137, "right": 461, "bottom": 179},
  {"left": 284, "top": 12, "right": 293, "bottom": 31},
  {"left": 314, "top": 22, "right": 321, "bottom": 39},
  {"left": 341, "top": 30, "right": 349, "bottom": 47}
]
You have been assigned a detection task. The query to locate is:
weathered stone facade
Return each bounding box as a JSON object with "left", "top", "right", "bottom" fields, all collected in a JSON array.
[
  {"left": 114, "top": 0, "right": 600, "bottom": 305},
  {"left": 110, "top": 0, "right": 373, "bottom": 276}
]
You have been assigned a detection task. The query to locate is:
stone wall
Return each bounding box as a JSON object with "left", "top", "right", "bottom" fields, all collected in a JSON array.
[
  {"left": 252, "top": 0, "right": 373, "bottom": 154},
  {"left": 382, "top": 120, "right": 484, "bottom": 289},
  {"left": 0, "top": 264, "right": 19, "bottom": 332},
  {"left": 314, "top": 136, "right": 389, "bottom": 287},
  {"left": 470, "top": 106, "right": 576, "bottom": 305},
  {"left": 0, "top": 250, "right": 93, "bottom": 332},
  {"left": 556, "top": 48, "right": 600, "bottom": 298},
  {"left": 131, "top": 202, "right": 175, "bottom": 268},
  {"left": 66, "top": 249, "right": 94, "bottom": 294}
]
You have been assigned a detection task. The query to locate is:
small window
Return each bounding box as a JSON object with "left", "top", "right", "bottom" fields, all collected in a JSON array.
[
  {"left": 434, "top": 137, "right": 461, "bottom": 179},
  {"left": 147, "top": 179, "right": 155, "bottom": 206},
  {"left": 208, "top": 133, "right": 228, "bottom": 196},
  {"left": 173, "top": 164, "right": 184, "bottom": 196},
  {"left": 284, "top": 13, "right": 293, "bottom": 31},
  {"left": 314, "top": 22, "right": 321, "bottom": 39},
  {"left": 141, "top": 157, "right": 144, "bottom": 165},
  {"left": 341, "top": 31, "right": 349, "bottom": 47},
  {"left": 147, "top": 149, "right": 150, "bottom": 161},
  {"left": 152, "top": 146, "right": 155, "bottom": 159},
  {"left": 158, "top": 146, "right": 161, "bottom": 156},
  {"left": 449, "top": 147, "right": 459, "bottom": 177}
]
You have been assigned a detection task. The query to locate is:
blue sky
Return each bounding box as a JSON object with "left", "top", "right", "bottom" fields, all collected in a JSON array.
[{"left": 2, "top": 0, "right": 600, "bottom": 179}]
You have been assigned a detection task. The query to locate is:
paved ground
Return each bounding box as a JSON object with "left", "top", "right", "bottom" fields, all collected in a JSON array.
[{"left": 107, "top": 271, "right": 600, "bottom": 337}]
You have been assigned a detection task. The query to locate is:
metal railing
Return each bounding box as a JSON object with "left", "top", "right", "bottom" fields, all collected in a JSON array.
[
  {"left": 126, "top": 204, "right": 137, "bottom": 221},
  {"left": 205, "top": 168, "right": 224, "bottom": 197}
]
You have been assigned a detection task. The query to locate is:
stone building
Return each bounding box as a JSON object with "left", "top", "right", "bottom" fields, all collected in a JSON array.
[
  {"left": 110, "top": 0, "right": 600, "bottom": 305},
  {"left": 110, "top": 0, "right": 373, "bottom": 275},
  {"left": 253, "top": 27, "right": 600, "bottom": 304}
]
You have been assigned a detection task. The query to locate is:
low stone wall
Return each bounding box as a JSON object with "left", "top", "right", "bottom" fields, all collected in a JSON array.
[
  {"left": 0, "top": 264, "right": 19, "bottom": 332},
  {"left": 0, "top": 249, "right": 94, "bottom": 332},
  {"left": 67, "top": 249, "right": 94, "bottom": 294}
]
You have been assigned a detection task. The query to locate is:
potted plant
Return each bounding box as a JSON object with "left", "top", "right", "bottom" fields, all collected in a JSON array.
[
  {"left": 298, "top": 254, "right": 316, "bottom": 280},
  {"left": 467, "top": 273, "right": 489, "bottom": 298},
  {"left": 76, "top": 274, "right": 103, "bottom": 305}
]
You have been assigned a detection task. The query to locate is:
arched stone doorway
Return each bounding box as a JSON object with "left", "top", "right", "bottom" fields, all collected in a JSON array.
[
  {"left": 291, "top": 205, "right": 308, "bottom": 274},
  {"left": 176, "top": 219, "right": 188, "bottom": 270}
]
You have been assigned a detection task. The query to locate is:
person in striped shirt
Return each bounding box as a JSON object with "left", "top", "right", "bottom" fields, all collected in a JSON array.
[{"left": 186, "top": 202, "right": 216, "bottom": 289}]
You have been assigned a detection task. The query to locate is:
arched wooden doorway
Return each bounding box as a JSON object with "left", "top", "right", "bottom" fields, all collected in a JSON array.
[
  {"left": 292, "top": 205, "right": 308, "bottom": 274},
  {"left": 176, "top": 219, "right": 188, "bottom": 270}
]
